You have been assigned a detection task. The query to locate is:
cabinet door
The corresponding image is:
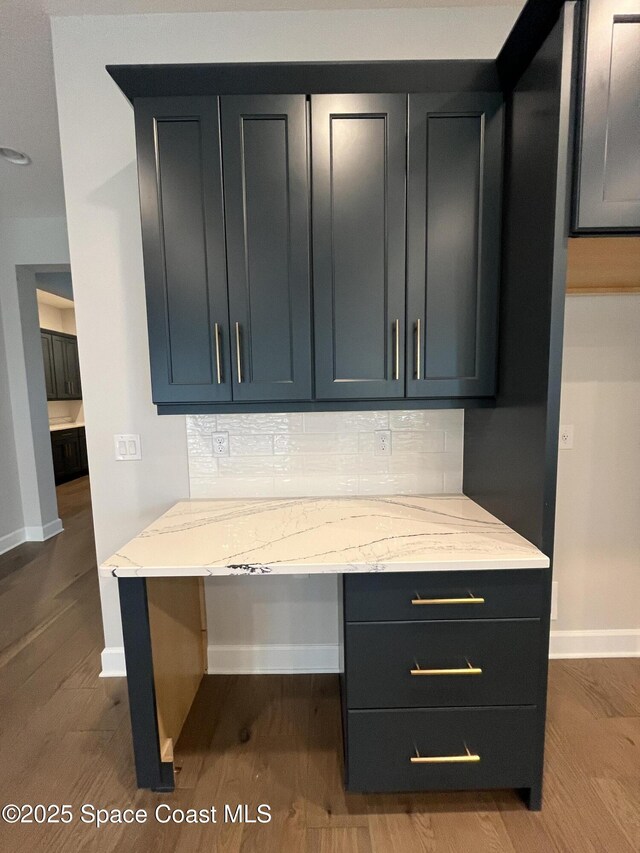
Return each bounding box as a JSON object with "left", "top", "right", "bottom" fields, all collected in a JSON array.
[
  {"left": 575, "top": 0, "right": 640, "bottom": 231},
  {"left": 221, "top": 95, "right": 312, "bottom": 402},
  {"left": 78, "top": 428, "right": 88, "bottom": 471},
  {"left": 135, "top": 97, "right": 231, "bottom": 403},
  {"left": 406, "top": 93, "right": 502, "bottom": 398},
  {"left": 51, "top": 436, "right": 68, "bottom": 482},
  {"left": 311, "top": 94, "right": 406, "bottom": 400},
  {"left": 51, "top": 431, "right": 82, "bottom": 484},
  {"left": 51, "top": 335, "right": 70, "bottom": 399},
  {"left": 63, "top": 337, "right": 82, "bottom": 399},
  {"left": 41, "top": 332, "right": 56, "bottom": 400}
]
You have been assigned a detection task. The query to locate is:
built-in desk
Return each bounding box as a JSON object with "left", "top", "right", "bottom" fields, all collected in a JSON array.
[{"left": 102, "top": 496, "right": 550, "bottom": 806}]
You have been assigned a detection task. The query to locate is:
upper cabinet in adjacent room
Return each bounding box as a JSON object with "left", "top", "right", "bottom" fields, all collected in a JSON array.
[{"left": 574, "top": 0, "right": 640, "bottom": 232}]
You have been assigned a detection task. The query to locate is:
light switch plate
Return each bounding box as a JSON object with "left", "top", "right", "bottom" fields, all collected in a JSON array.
[{"left": 114, "top": 434, "right": 142, "bottom": 461}]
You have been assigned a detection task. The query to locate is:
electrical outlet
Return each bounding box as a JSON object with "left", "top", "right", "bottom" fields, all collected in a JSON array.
[
  {"left": 551, "top": 581, "right": 558, "bottom": 620},
  {"left": 212, "top": 432, "right": 230, "bottom": 456},
  {"left": 374, "top": 429, "right": 392, "bottom": 457},
  {"left": 114, "top": 434, "right": 141, "bottom": 461},
  {"left": 559, "top": 425, "right": 574, "bottom": 449}
]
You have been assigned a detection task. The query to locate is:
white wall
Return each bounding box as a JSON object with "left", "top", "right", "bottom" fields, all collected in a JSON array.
[
  {"left": 0, "top": 217, "right": 69, "bottom": 549},
  {"left": 37, "top": 299, "right": 77, "bottom": 336},
  {"left": 551, "top": 295, "right": 640, "bottom": 658},
  {"left": 50, "top": 6, "right": 518, "bottom": 674},
  {"left": 0, "top": 297, "right": 22, "bottom": 552}
]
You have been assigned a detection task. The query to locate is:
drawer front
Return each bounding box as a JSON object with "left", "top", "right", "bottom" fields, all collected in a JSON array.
[
  {"left": 346, "top": 619, "right": 541, "bottom": 709},
  {"left": 344, "top": 569, "right": 546, "bottom": 622},
  {"left": 347, "top": 706, "right": 537, "bottom": 793}
]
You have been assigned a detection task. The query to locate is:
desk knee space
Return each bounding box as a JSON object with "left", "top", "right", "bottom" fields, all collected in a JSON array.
[{"left": 118, "top": 577, "right": 206, "bottom": 791}]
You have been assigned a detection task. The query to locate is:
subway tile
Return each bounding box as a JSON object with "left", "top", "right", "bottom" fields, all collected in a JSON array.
[
  {"left": 303, "top": 454, "right": 360, "bottom": 474},
  {"left": 303, "top": 411, "right": 389, "bottom": 433},
  {"left": 388, "top": 410, "right": 463, "bottom": 431},
  {"left": 217, "top": 456, "right": 303, "bottom": 477},
  {"left": 186, "top": 415, "right": 217, "bottom": 435},
  {"left": 187, "top": 432, "right": 214, "bottom": 456},
  {"left": 188, "top": 456, "right": 218, "bottom": 477},
  {"left": 229, "top": 434, "right": 274, "bottom": 456},
  {"left": 273, "top": 432, "right": 359, "bottom": 455},
  {"left": 445, "top": 426, "right": 464, "bottom": 454},
  {"left": 357, "top": 455, "right": 390, "bottom": 474},
  {"left": 444, "top": 470, "right": 464, "bottom": 494},
  {"left": 392, "top": 430, "right": 446, "bottom": 453},
  {"left": 358, "top": 432, "right": 375, "bottom": 454},
  {"left": 216, "top": 413, "right": 304, "bottom": 434},
  {"left": 272, "top": 474, "right": 359, "bottom": 497},
  {"left": 387, "top": 450, "right": 462, "bottom": 476},
  {"left": 358, "top": 471, "right": 444, "bottom": 495},
  {"left": 192, "top": 476, "right": 277, "bottom": 498}
]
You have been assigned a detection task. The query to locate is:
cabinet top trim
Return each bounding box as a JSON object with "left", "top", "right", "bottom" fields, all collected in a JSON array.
[{"left": 106, "top": 60, "right": 501, "bottom": 102}]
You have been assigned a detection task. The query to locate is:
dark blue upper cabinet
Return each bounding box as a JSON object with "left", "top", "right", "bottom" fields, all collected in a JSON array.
[
  {"left": 574, "top": 0, "right": 640, "bottom": 232},
  {"left": 406, "top": 93, "right": 503, "bottom": 399},
  {"left": 220, "top": 95, "right": 313, "bottom": 402},
  {"left": 311, "top": 94, "right": 407, "bottom": 400},
  {"left": 132, "top": 87, "right": 503, "bottom": 411},
  {"left": 135, "top": 97, "right": 232, "bottom": 403}
]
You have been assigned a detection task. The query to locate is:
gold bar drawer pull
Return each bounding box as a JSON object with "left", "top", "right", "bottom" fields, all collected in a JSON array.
[
  {"left": 411, "top": 591, "right": 485, "bottom": 606},
  {"left": 410, "top": 659, "right": 482, "bottom": 677},
  {"left": 411, "top": 745, "right": 480, "bottom": 765}
]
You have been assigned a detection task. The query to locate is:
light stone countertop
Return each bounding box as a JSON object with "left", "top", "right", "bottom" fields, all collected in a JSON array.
[{"left": 100, "top": 495, "right": 549, "bottom": 578}]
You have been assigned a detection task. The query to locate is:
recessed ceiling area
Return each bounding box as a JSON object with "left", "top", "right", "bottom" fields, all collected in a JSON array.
[
  {"left": 36, "top": 288, "right": 74, "bottom": 310},
  {"left": 0, "top": 0, "right": 524, "bottom": 220}
]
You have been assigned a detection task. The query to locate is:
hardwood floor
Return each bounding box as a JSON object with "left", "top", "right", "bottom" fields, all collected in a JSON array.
[{"left": 0, "top": 476, "right": 638, "bottom": 852}]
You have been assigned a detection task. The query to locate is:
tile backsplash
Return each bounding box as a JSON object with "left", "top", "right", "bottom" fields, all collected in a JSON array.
[{"left": 187, "top": 410, "right": 463, "bottom": 499}]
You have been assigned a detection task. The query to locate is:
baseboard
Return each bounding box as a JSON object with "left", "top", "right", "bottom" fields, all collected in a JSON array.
[
  {"left": 99, "top": 633, "right": 640, "bottom": 679},
  {"left": 0, "top": 527, "right": 26, "bottom": 556},
  {"left": 24, "top": 518, "right": 64, "bottom": 542},
  {"left": 100, "top": 646, "right": 126, "bottom": 677},
  {"left": 207, "top": 643, "right": 340, "bottom": 674},
  {"left": 550, "top": 629, "right": 640, "bottom": 659}
]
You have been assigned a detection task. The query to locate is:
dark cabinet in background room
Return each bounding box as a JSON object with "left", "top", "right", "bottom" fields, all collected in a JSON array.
[
  {"left": 40, "top": 329, "right": 82, "bottom": 400},
  {"left": 51, "top": 427, "right": 87, "bottom": 485},
  {"left": 574, "top": 0, "right": 640, "bottom": 232}
]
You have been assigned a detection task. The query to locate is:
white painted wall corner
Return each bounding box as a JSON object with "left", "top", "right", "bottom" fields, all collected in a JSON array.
[{"left": 0, "top": 518, "right": 63, "bottom": 555}]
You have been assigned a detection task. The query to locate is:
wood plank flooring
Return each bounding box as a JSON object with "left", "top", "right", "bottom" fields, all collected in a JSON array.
[{"left": 0, "top": 476, "right": 638, "bottom": 852}]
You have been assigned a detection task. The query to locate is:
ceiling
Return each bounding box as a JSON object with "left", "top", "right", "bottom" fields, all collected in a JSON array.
[
  {"left": 0, "top": 0, "right": 524, "bottom": 220},
  {"left": 36, "top": 287, "right": 74, "bottom": 310}
]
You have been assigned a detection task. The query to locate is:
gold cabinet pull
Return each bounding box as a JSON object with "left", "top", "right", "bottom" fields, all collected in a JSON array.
[
  {"left": 214, "top": 322, "right": 223, "bottom": 384},
  {"left": 411, "top": 745, "right": 480, "bottom": 765},
  {"left": 393, "top": 318, "right": 400, "bottom": 380},
  {"left": 411, "top": 591, "right": 485, "bottom": 606},
  {"left": 415, "top": 318, "right": 421, "bottom": 380},
  {"left": 235, "top": 322, "right": 243, "bottom": 383},
  {"left": 410, "top": 659, "right": 482, "bottom": 677}
]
